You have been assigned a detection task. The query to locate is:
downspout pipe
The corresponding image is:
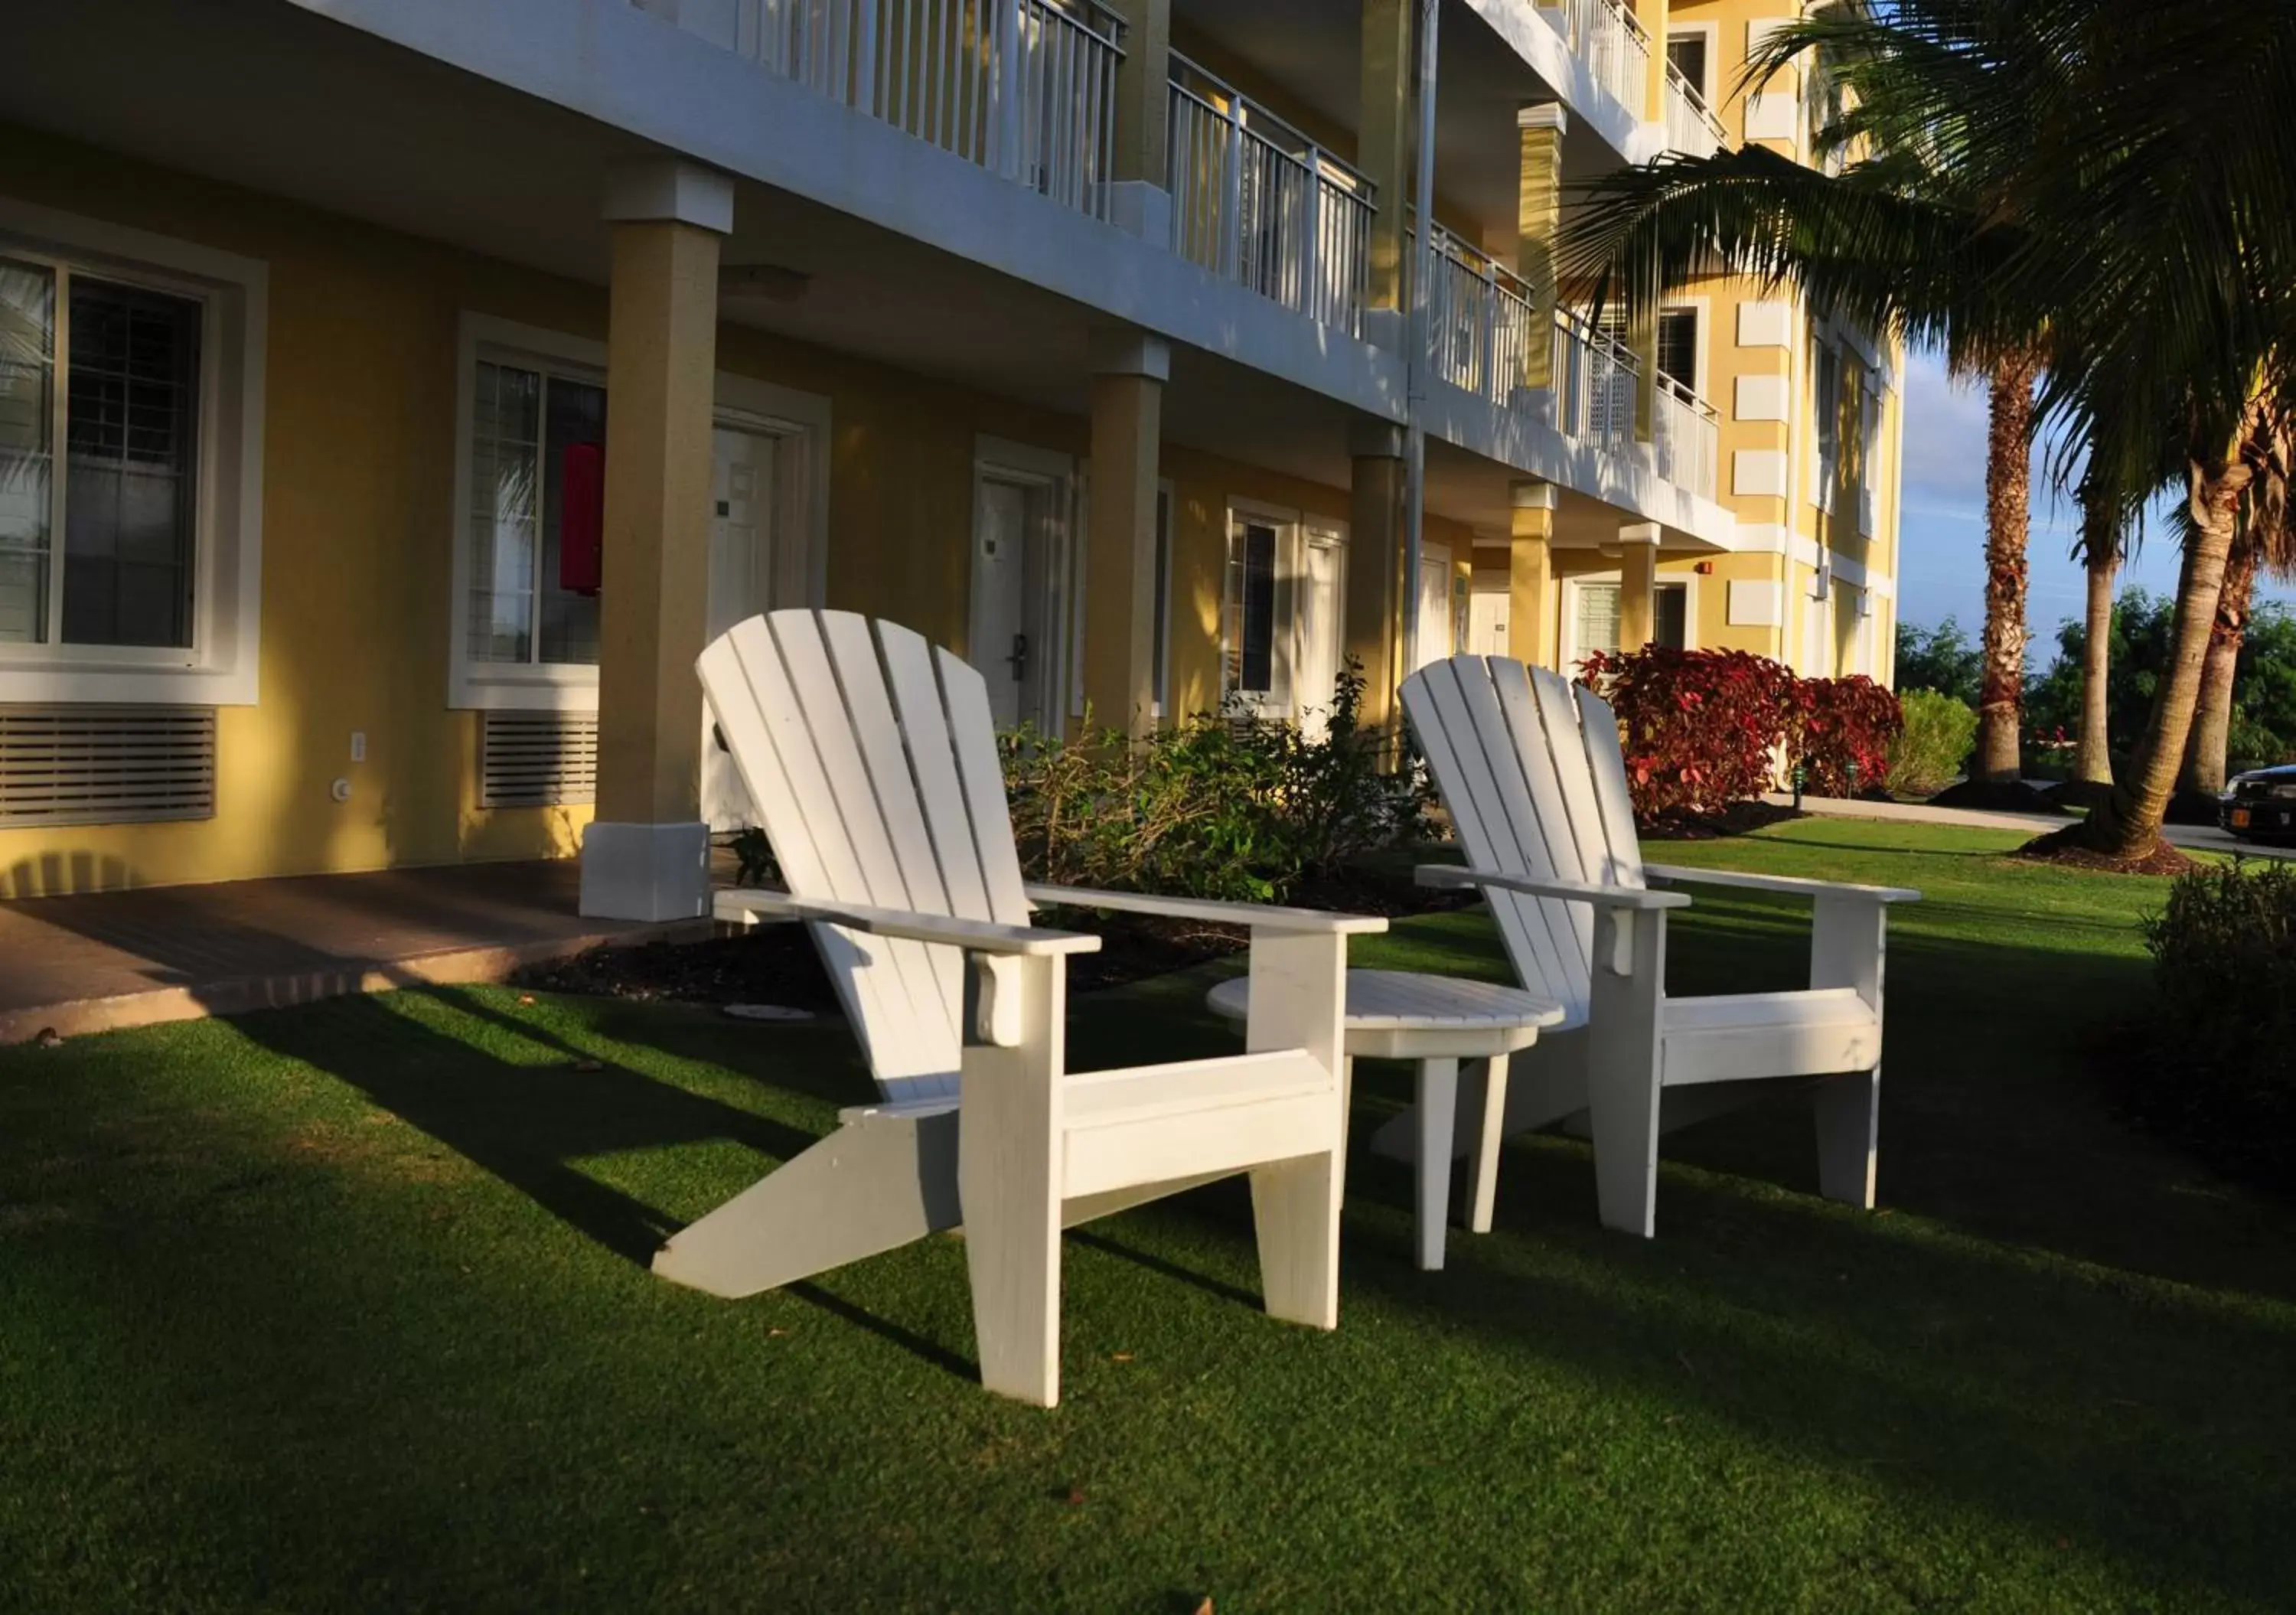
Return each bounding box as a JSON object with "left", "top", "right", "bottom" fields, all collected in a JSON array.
[{"left": 1401, "top": 0, "right": 1440, "bottom": 678}]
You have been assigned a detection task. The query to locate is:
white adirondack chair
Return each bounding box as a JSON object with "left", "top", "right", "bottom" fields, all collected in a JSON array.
[
  {"left": 653, "top": 609, "right": 1384, "bottom": 1407},
  {"left": 1374, "top": 654, "right": 1919, "bottom": 1243}
]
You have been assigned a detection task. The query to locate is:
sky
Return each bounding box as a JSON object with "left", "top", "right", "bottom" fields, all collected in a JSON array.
[{"left": 1892, "top": 347, "right": 2290, "bottom": 658}]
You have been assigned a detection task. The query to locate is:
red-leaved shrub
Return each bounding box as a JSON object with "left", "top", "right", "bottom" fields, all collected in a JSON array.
[
  {"left": 1577, "top": 648, "right": 1905, "bottom": 824},
  {"left": 1789, "top": 675, "right": 1903, "bottom": 797},
  {"left": 1578, "top": 648, "right": 1802, "bottom": 824}
]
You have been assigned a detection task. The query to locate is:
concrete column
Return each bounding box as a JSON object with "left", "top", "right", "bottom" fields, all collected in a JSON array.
[
  {"left": 1618, "top": 521, "right": 1662, "bottom": 650},
  {"left": 1636, "top": 0, "right": 1671, "bottom": 121},
  {"left": 1515, "top": 104, "right": 1567, "bottom": 394},
  {"left": 1346, "top": 421, "right": 1407, "bottom": 730},
  {"left": 580, "top": 161, "right": 732, "bottom": 922},
  {"left": 1359, "top": 0, "right": 1414, "bottom": 351},
  {"left": 1082, "top": 330, "right": 1167, "bottom": 736},
  {"left": 1107, "top": 0, "right": 1172, "bottom": 246},
  {"left": 1508, "top": 481, "right": 1557, "bottom": 668}
]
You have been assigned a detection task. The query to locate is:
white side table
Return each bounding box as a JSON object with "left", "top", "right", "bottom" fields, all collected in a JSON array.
[{"left": 1207, "top": 970, "right": 1566, "bottom": 1271}]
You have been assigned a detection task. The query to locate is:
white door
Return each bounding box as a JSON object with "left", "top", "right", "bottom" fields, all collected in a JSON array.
[
  {"left": 1296, "top": 532, "right": 1346, "bottom": 737},
  {"left": 702, "top": 426, "right": 779, "bottom": 829},
  {"left": 1467, "top": 584, "right": 1510, "bottom": 657},
  {"left": 970, "top": 475, "right": 1054, "bottom": 729},
  {"left": 1414, "top": 544, "right": 1453, "bottom": 670}
]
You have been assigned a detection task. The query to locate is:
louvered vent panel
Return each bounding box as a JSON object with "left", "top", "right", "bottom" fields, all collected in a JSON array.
[
  {"left": 481, "top": 712, "right": 598, "bottom": 808},
  {"left": 0, "top": 705, "right": 217, "bottom": 827}
]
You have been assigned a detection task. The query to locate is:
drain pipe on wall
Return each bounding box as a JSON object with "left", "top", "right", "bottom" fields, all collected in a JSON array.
[{"left": 1400, "top": 0, "right": 1441, "bottom": 678}]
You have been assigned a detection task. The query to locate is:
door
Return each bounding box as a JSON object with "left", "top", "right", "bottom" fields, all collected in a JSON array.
[
  {"left": 702, "top": 426, "right": 781, "bottom": 829},
  {"left": 1295, "top": 530, "right": 1346, "bottom": 737},
  {"left": 1467, "top": 583, "right": 1510, "bottom": 657},
  {"left": 1414, "top": 544, "right": 1453, "bottom": 670},
  {"left": 970, "top": 474, "right": 1055, "bottom": 729}
]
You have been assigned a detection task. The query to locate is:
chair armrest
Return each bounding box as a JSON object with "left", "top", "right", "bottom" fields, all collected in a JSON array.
[
  {"left": 1416, "top": 865, "right": 1691, "bottom": 911},
  {"left": 1024, "top": 883, "right": 1388, "bottom": 935},
  {"left": 1642, "top": 865, "right": 1921, "bottom": 904},
  {"left": 716, "top": 889, "right": 1101, "bottom": 957}
]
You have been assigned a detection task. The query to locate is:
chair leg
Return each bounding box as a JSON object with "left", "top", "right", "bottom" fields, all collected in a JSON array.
[
  {"left": 1463, "top": 1052, "right": 1510, "bottom": 1235},
  {"left": 1587, "top": 1033, "right": 1662, "bottom": 1239},
  {"left": 1251, "top": 1149, "right": 1342, "bottom": 1329},
  {"left": 1812, "top": 1066, "right": 1880, "bottom": 1209},
  {"left": 1414, "top": 1058, "right": 1460, "bottom": 1271},
  {"left": 958, "top": 960, "right": 1065, "bottom": 1408}
]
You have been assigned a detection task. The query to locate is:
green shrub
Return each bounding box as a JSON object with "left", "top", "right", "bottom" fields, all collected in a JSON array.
[
  {"left": 1002, "top": 657, "right": 1430, "bottom": 904},
  {"left": 2139, "top": 860, "right": 2296, "bottom": 1177},
  {"left": 1887, "top": 688, "right": 1979, "bottom": 798}
]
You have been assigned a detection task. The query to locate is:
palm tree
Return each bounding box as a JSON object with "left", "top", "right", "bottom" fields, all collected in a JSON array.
[
  {"left": 2070, "top": 477, "right": 2122, "bottom": 795},
  {"left": 1978, "top": 351, "right": 2040, "bottom": 786},
  {"left": 1564, "top": 0, "right": 2296, "bottom": 863},
  {"left": 2182, "top": 543, "right": 2257, "bottom": 798}
]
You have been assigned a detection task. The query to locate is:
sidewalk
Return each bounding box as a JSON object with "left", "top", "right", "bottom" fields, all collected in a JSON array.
[{"left": 1763, "top": 792, "right": 2280, "bottom": 859}]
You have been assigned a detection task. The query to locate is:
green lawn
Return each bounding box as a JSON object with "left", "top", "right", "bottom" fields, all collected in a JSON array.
[{"left": 5, "top": 820, "right": 2293, "bottom": 1613}]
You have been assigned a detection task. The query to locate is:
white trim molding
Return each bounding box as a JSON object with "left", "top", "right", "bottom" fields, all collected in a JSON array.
[{"left": 0, "top": 196, "right": 268, "bottom": 706}]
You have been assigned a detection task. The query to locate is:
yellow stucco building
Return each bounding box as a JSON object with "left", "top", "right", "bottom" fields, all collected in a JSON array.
[{"left": 0, "top": 0, "right": 1903, "bottom": 912}]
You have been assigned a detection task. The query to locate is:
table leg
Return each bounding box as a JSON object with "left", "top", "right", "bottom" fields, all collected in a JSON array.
[
  {"left": 1466, "top": 1052, "right": 1510, "bottom": 1234},
  {"left": 1415, "top": 1057, "right": 1460, "bottom": 1271}
]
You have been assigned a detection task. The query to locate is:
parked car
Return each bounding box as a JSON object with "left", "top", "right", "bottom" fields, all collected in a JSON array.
[{"left": 2221, "top": 765, "right": 2296, "bottom": 840}]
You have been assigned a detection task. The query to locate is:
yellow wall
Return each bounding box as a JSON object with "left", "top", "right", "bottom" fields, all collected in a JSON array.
[{"left": 0, "top": 126, "right": 1386, "bottom": 896}]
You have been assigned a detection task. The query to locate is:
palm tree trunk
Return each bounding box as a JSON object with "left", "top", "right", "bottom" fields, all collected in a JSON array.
[
  {"left": 2074, "top": 458, "right": 2251, "bottom": 860},
  {"left": 1978, "top": 352, "right": 2040, "bottom": 784},
  {"left": 2075, "top": 490, "right": 2118, "bottom": 787},
  {"left": 2181, "top": 543, "right": 2256, "bottom": 796}
]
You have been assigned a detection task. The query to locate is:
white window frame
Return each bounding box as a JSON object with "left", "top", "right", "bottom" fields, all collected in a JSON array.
[
  {"left": 0, "top": 196, "right": 266, "bottom": 706},
  {"left": 1561, "top": 571, "right": 1698, "bottom": 670},
  {"left": 1225, "top": 497, "right": 1352, "bottom": 722},
  {"left": 1811, "top": 338, "right": 1843, "bottom": 513},
  {"left": 448, "top": 313, "right": 830, "bottom": 710},
  {"left": 1665, "top": 21, "right": 1720, "bottom": 108}
]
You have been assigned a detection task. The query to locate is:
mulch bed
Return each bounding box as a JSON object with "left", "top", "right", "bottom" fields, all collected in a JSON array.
[
  {"left": 1641, "top": 799, "right": 1806, "bottom": 841},
  {"left": 2011, "top": 824, "right": 2197, "bottom": 876},
  {"left": 514, "top": 863, "right": 1481, "bottom": 1012},
  {"left": 1930, "top": 778, "right": 2070, "bottom": 815}
]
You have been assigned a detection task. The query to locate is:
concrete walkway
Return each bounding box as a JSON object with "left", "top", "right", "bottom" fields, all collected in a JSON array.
[
  {"left": 0, "top": 860, "right": 706, "bottom": 1046},
  {"left": 1763, "top": 793, "right": 2283, "bottom": 859}
]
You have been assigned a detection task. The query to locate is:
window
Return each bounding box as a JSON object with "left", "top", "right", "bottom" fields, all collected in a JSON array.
[
  {"left": 1665, "top": 33, "right": 1710, "bottom": 100},
  {"left": 1813, "top": 341, "right": 1842, "bottom": 504},
  {"left": 1656, "top": 307, "right": 1700, "bottom": 389},
  {"left": 1151, "top": 485, "right": 1172, "bottom": 713},
  {"left": 1572, "top": 579, "right": 1689, "bottom": 662},
  {"left": 467, "top": 357, "right": 606, "bottom": 668},
  {"left": 2, "top": 261, "right": 203, "bottom": 650},
  {"left": 1227, "top": 519, "right": 1279, "bottom": 696}
]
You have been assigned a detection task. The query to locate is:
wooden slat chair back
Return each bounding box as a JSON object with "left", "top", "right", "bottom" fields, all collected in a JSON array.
[
  {"left": 1384, "top": 652, "right": 1918, "bottom": 1240},
  {"left": 1401, "top": 657, "right": 1645, "bottom": 1030},
  {"left": 655, "top": 610, "right": 1379, "bottom": 1406},
  {"left": 698, "top": 608, "right": 1027, "bottom": 1109}
]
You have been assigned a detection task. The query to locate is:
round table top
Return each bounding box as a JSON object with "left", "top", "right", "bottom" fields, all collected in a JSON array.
[{"left": 1205, "top": 969, "right": 1567, "bottom": 1037}]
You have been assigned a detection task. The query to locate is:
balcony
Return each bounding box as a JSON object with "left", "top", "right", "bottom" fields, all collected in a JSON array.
[
  {"left": 1166, "top": 53, "right": 1378, "bottom": 336},
  {"left": 1560, "top": 0, "right": 1652, "bottom": 117},
  {"left": 1552, "top": 305, "right": 1641, "bottom": 457},
  {"left": 694, "top": 0, "right": 1127, "bottom": 220},
  {"left": 1662, "top": 60, "right": 1728, "bottom": 156},
  {"left": 1425, "top": 224, "right": 1534, "bottom": 406},
  {"left": 1652, "top": 370, "right": 1719, "bottom": 499}
]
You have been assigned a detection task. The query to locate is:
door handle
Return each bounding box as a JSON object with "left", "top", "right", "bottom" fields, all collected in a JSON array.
[{"left": 1006, "top": 633, "right": 1029, "bottom": 680}]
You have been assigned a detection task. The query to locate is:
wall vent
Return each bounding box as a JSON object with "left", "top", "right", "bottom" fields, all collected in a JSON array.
[
  {"left": 0, "top": 705, "right": 218, "bottom": 827},
  {"left": 481, "top": 712, "right": 598, "bottom": 808}
]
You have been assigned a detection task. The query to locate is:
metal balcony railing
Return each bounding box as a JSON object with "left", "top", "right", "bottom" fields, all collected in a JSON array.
[
  {"left": 1423, "top": 225, "right": 1535, "bottom": 405},
  {"left": 701, "top": 0, "right": 1126, "bottom": 220},
  {"left": 1652, "top": 369, "right": 1720, "bottom": 499},
  {"left": 1554, "top": 306, "right": 1642, "bottom": 455},
  {"left": 1662, "top": 59, "right": 1728, "bottom": 155},
  {"left": 1562, "top": 0, "right": 1652, "bottom": 116},
  {"left": 1166, "top": 53, "right": 1377, "bottom": 334}
]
